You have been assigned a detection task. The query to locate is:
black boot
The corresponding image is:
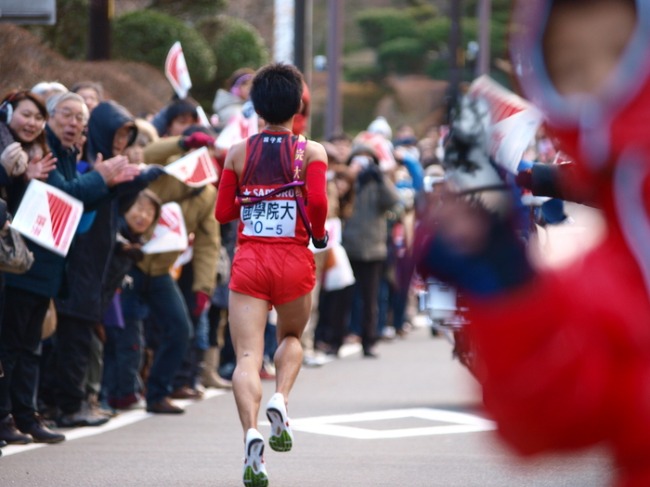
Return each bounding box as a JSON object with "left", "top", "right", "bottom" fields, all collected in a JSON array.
[{"left": 0, "top": 415, "right": 33, "bottom": 444}]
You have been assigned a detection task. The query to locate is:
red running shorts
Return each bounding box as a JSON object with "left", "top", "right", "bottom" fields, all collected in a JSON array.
[{"left": 229, "top": 242, "right": 316, "bottom": 306}]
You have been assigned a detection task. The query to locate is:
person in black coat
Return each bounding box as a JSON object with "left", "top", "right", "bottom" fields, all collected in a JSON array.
[{"left": 45, "top": 100, "right": 162, "bottom": 428}]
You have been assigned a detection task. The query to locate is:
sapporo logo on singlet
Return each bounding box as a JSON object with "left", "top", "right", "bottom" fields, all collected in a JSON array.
[{"left": 240, "top": 189, "right": 297, "bottom": 238}]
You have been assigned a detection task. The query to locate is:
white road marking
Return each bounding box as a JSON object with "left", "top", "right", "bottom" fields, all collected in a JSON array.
[
  {"left": 261, "top": 408, "right": 495, "bottom": 440},
  {"left": 1, "top": 389, "right": 227, "bottom": 457}
]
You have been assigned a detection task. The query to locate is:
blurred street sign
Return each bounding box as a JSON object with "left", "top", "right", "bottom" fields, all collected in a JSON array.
[{"left": 0, "top": 0, "right": 56, "bottom": 25}]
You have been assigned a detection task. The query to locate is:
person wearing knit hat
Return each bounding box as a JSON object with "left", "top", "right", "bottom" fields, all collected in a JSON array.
[
  {"left": 367, "top": 116, "right": 392, "bottom": 140},
  {"left": 212, "top": 68, "right": 255, "bottom": 126},
  {"left": 341, "top": 139, "right": 400, "bottom": 358}
]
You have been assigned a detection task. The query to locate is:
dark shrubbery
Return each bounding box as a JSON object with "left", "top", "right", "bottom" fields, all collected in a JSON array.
[
  {"left": 356, "top": 8, "right": 419, "bottom": 48},
  {"left": 148, "top": 0, "right": 228, "bottom": 21},
  {"left": 196, "top": 15, "right": 269, "bottom": 91},
  {"left": 26, "top": 0, "right": 89, "bottom": 61},
  {"left": 112, "top": 10, "right": 216, "bottom": 89},
  {"left": 378, "top": 37, "right": 426, "bottom": 75}
]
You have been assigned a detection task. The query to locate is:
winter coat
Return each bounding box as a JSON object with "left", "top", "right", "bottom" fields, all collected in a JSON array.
[
  {"left": 55, "top": 101, "right": 160, "bottom": 321},
  {"left": 5, "top": 125, "right": 110, "bottom": 298},
  {"left": 0, "top": 124, "right": 17, "bottom": 188},
  {"left": 140, "top": 136, "right": 220, "bottom": 296},
  {"left": 212, "top": 89, "right": 244, "bottom": 126},
  {"left": 342, "top": 164, "right": 400, "bottom": 262},
  {"left": 101, "top": 217, "right": 146, "bottom": 309}
]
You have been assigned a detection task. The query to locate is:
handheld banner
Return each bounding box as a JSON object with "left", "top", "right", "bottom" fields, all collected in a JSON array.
[
  {"left": 196, "top": 106, "right": 212, "bottom": 128},
  {"left": 215, "top": 111, "right": 259, "bottom": 151},
  {"left": 164, "top": 147, "right": 218, "bottom": 187},
  {"left": 468, "top": 76, "right": 543, "bottom": 173},
  {"left": 141, "top": 202, "right": 188, "bottom": 254},
  {"left": 165, "top": 41, "right": 192, "bottom": 99},
  {"left": 11, "top": 179, "right": 83, "bottom": 256}
]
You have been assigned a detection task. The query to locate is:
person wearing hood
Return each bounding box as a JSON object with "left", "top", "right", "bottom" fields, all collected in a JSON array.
[{"left": 46, "top": 100, "right": 162, "bottom": 428}]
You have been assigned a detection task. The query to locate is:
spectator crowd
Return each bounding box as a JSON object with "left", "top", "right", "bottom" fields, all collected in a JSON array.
[{"left": 0, "top": 69, "right": 557, "bottom": 451}]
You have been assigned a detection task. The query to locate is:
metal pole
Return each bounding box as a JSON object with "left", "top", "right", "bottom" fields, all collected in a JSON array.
[
  {"left": 478, "top": 0, "right": 491, "bottom": 76},
  {"left": 447, "top": 0, "right": 462, "bottom": 119},
  {"left": 325, "top": 0, "right": 342, "bottom": 139},
  {"left": 294, "top": 1, "right": 306, "bottom": 72},
  {"left": 88, "top": 0, "right": 112, "bottom": 60},
  {"left": 294, "top": 0, "right": 313, "bottom": 86}
]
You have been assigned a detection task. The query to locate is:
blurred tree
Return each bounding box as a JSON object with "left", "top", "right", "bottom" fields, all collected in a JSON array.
[
  {"left": 112, "top": 10, "right": 216, "bottom": 93},
  {"left": 149, "top": 0, "right": 228, "bottom": 22},
  {"left": 353, "top": 2, "right": 511, "bottom": 80},
  {"left": 418, "top": 16, "right": 508, "bottom": 78},
  {"left": 404, "top": 4, "right": 439, "bottom": 23},
  {"left": 196, "top": 15, "right": 269, "bottom": 91},
  {"left": 356, "top": 8, "right": 419, "bottom": 48},
  {"left": 463, "top": 0, "right": 512, "bottom": 19},
  {"left": 26, "top": 0, "right": 89, "bottom": 60},
  {"left": 378, "top": 37, "right": 426, "bottom": 75}
]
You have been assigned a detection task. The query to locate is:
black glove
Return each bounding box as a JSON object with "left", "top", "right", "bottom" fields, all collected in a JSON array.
[{"left": 312, "top": 232, "right": 329, "bottom": 249}]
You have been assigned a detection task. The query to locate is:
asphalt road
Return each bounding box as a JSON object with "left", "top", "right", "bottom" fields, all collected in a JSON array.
[{"left": 0, "top": 320, "right": 612, "bottom": 487}]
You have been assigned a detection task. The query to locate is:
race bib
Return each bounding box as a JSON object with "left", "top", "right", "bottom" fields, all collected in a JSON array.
[{"left": 241, "top": 199, "right": 297, "bottom": 237}]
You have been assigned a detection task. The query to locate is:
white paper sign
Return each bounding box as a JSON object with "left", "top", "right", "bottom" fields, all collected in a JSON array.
[
  {"left": 11, "top": 179, "right": 83, "bottom": 256},
  {"left": 196, "top": 106, "right": 212, "bottom": 128},
  {"left": 308, "top": 217, "right": 342, "bottom": 253},
  {"left": 165, "top": 41, "right": 192, "bottom": 99},
  {"left": 164, "top": 147, "right": 218, "bottom": 187},
  {"left": 323, "top": 245, "right": 356, "bottom": 291},
  {"left": 141, "top": 202, "right": 188, "bottom": 254},
  {"left": 468, "top": 76, "right": 543, "bottom": 173}
]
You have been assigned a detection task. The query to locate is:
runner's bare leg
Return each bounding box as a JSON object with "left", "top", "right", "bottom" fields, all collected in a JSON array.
[
  {"left": 229, "top": 291, "right": 269, "bottom": 438},
  {"left": 274, "top": 293, "right": 312, "bottom": 403}
]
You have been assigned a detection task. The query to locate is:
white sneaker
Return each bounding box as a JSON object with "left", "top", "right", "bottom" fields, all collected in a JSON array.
[
  {"left": 243, "top": 428, "right": 268, "bottom": 487},
  {"left": 265, "top": 393, "right": 293, "bottom": 452}
]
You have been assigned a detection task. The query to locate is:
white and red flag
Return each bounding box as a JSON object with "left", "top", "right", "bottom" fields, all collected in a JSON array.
[
  {"left": 11, "top": 180, "right": 83, "bottom": 256},
  {"left": 215, "top": 111, "right": 259, "bottom": 151},
  {"left": 352, "top": 131, "right": 397, "bottom": 172},
  {"left": 468, "top": 76, "right": 543, "bottom": 173},
  {"left": 164, "top": 147, "right": 218, "bottom": 188},
  {"left": 165, "top": 41, "right": 192, "bottom": 99},
  {"left": 141, "top": 202, "right": 188, "bottom": 254}
]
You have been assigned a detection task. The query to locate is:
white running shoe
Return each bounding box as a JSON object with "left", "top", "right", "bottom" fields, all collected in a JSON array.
[
  {"left": 265, "top": 393, "right": 293, "bottom": 452},
  {"left": 243, "top": 428, "right": 268, "bottom": 487}
]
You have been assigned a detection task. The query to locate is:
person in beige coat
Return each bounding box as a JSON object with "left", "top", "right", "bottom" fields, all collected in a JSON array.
[{"left": 118, "top": 128, "right": 221, "bottom": 414}]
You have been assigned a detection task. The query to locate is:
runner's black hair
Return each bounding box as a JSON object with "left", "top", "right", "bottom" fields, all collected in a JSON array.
[{"left": 250, "top": 63, "right": 303, "bottom": 125}]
